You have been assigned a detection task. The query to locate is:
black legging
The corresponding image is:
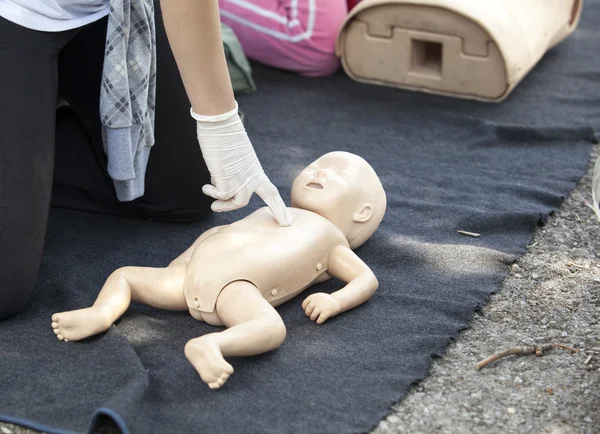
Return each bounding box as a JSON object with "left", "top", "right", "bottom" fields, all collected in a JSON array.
[{"left": 0, "top": 4, "right": 213, "bottom": 320}]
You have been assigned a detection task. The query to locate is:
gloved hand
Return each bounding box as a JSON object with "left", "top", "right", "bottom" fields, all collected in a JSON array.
[{"left": 191, "top": 102, "right": 292, "bottom": 226}]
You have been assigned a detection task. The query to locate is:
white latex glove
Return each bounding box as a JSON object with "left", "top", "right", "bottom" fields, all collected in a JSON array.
[{"left": 191, "top": 102, "right": 291, "bottom": 226}]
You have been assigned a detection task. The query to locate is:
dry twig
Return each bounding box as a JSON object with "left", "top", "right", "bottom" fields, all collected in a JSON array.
[
  {"left": 458, "top": 230, "right": 481, "bottom": 238},
  {"left": 476, "top": 343, "right": 578, "bottom": 370}
]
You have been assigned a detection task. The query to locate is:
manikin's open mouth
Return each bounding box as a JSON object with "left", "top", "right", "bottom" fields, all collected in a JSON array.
[{"left": 305, "top": 182, "right": 323, "bottom": 190}]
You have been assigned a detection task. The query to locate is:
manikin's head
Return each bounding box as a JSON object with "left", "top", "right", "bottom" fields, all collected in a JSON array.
[{"left": 291, "top": 152, "right": 386, "bottom": 249}]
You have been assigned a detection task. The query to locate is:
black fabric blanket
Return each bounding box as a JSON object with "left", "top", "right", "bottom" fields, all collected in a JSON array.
[{"left": 1, "top": 2, "right": 599, "bottom": 433}]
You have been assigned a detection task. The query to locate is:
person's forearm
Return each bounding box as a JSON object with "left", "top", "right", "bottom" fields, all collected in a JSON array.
[{"left": 160, "top": 0, "right": 235, "bottom": 115}]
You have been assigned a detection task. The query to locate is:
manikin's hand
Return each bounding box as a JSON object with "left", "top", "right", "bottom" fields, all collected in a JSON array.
[
  {"left": 192, "top": 103, "right": 292, "bottom": 226},
  {"left": 302, "top": 293, "right": 341, "bottom": 325}
]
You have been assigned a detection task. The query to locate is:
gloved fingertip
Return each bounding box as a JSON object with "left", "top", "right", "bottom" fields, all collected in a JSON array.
[{"left": 275, "top": 210, "right": 293, "bottom": 227}]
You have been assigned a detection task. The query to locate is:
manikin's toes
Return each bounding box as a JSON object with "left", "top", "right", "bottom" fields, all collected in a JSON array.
[
  {"left": 51, "top": 307, "right": 113, "bottom": 342},
  {"left": 185, "top": 336, "right": 234, "bottom": 389}
]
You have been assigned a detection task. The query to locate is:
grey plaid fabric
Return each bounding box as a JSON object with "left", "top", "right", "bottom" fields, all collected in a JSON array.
[{"left": 100, "top": 0, "right": 156, "bottom": 201}]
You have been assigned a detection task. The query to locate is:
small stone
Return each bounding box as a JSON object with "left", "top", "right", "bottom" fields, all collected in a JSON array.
[
  {"left": 507, "top": 407, "right": 516, "bottom": 415},
  {"left": 387, "top": 415, "right": 399, "bottom": 424},
  {"left": 514, "top": 376, "right": 523, "bottom": 385},
  {"left": 514, "top": 273, "right": 523, "bottom": 278},
  {"left": 1, "top": 427, "right": 12, "bottom": 434},
  {"left": 584, "top": 417, "right": 593, "bottom": 423},
  {"left": 562, "top": 331, "right": 569, "bottom": 337}
]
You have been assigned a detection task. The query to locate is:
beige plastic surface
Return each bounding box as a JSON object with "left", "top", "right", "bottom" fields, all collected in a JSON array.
[
  {"left": 51, "top": 152, "right": 386, "bottom": 389},
  {"left": 336, "top": 0, "right": 583, "bottom": 101}
]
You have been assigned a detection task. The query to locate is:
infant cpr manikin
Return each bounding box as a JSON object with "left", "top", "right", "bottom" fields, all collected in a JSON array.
[{"left": 51, "top": 152, "right": 387, "bottom": 389}]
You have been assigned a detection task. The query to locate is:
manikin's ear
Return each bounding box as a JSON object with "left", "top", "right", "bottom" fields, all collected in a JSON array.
[{"left": 352, "top": 203, "right": 373, "bottom": 223}]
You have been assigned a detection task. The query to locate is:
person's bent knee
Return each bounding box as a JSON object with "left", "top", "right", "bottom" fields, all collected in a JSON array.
[
  {"left": 298, "top": 5, "right": 347, "bottom": 76},
  {"left": 0, "top": 283, "right": 34, "bottom": 320},
  {"left": 0, "top": 252, "right": 43, "bottom": 320},
  {"left": 299, "top": 54, "right": 341, "bottom": 77},
  {"left": 287, "top": 30, "right": 343, "bottom": 77},
  {"left": 220, "top": 2, "right": 345, "bottom": 77}
]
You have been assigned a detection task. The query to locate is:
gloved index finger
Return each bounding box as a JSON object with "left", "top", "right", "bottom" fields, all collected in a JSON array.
[{"left": 255, "top": 180, "right": 292, "bottom": 227}]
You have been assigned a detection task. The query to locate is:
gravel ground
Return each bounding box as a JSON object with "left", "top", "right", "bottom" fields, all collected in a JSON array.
[
  {"left": 374, "top": 145, "right": 600, "bottom": 434},
  {"left": 2, "top": 148, "right": 599, "bottom": 434}
]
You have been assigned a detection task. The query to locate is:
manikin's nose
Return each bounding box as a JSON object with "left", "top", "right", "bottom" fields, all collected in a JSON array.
[{"left": 315, "top": 169, "right": 328, "bottom": 178}]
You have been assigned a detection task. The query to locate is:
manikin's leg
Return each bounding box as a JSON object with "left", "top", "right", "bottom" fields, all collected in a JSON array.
[
  {"left": 51, "top": 266, "right": 187, "bottom": 342},
  {"left": 185, "top": 280, "right": 287, "bottom": 389}
]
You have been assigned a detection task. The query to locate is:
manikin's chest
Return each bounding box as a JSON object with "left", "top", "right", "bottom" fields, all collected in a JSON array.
[{"left": 184, "top": 208, "right": 348, "bottom": 313}]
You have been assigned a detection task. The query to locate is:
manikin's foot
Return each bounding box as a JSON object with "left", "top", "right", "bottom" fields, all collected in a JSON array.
[
  {"left": 185, "top": 336, "right": 234, "bottom": 389},
  {"left": 51, "top": 307, "right": 113, "bottom": 342}
]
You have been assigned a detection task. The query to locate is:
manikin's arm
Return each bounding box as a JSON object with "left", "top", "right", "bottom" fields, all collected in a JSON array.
[
  {"left": 302, "top": 245, "right": 378, "bottom": 324},
  {"left": 159, "top": 0, "right": 291, "bottom": 225}
]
